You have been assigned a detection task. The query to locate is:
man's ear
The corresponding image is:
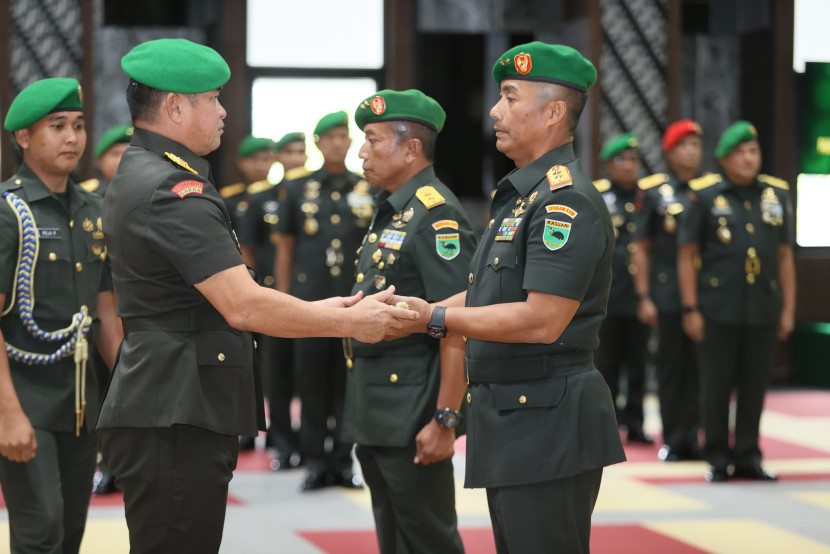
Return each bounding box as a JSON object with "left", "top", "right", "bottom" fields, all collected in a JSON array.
[
  {"left": 546, "top": 100, "right": 567, "bottom": 128},
  {"left": 14, "top": 129, "right": 29, "bottom": 151},
  {"left": 405, "top": 138, "right": 423, "bottom": 162},
  {"left": 164, "top": 93, "right": 185, "bottom": 124}
]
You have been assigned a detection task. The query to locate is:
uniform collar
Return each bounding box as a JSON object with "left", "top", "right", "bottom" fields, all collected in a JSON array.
[
  {"left": 13, "top": 163, "right": 87, "bottom": 215},
  {"left": 381, "top": 166, "right": 437, "bottom": 212},
  {"left": 130, "top": 128, "right": 211, "bottom": 177},
  {"left": 499, "top": 142, "right": 576, "bottom": 196}
]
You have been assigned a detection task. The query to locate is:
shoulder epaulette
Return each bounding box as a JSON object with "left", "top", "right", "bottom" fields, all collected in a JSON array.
[
  {"left": 638, "top": 173, "right": 668, "bottom": 191},
  {"left": 758, "top": 174, "right": 789, "bottom": 190},
  {"left": 593, "top": 178, "right": 611, "bottom": 193},
  {"left": 164, "top": 152, "right": 198, "bottom": 175},
  {"left": 415, "top": 185, "right": 446, "bottom": 209},
  {"left": 220, "top": 183, "right": 246, "bottom": 199},
  {"left": 78, "top": 178, "right": 100, "bottom": 193},
  {"left": 284, "top": 167, "right": 312, "bottom": 181},
  {"left": 247, "top": 180, "right": 274, "bottom": 195},
  {"left": 689, "top": 173, "right": 722, "bottom": 191}
]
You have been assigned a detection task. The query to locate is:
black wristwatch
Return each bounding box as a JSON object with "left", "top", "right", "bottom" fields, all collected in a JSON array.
[
  {"left": 427, "top": 306, "right": 447, "bottom": 339},
  {"left": 434, "top": 408, "right": 462, "bottom": 429},
  {"left": 682, "top": 305, "right": 699, "bottom": 314}
]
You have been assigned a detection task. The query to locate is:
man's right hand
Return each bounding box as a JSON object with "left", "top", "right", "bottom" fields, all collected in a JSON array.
[
  {"left": 637, "top": 297, "right": 659, "bottom": 327},
  {"left": 349, "top": 287, "right": 420, "bottom": 343},
  {"left": 682, "top": 310, "right": 705, "bottom": 342},
  {"left": 0, "top": 409, "right": 37, "bottom": 463}
]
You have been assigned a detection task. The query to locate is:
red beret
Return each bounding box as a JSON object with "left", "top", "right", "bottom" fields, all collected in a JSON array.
[{"left": 663, "top": 119, "right": 702, "bottom": 152}]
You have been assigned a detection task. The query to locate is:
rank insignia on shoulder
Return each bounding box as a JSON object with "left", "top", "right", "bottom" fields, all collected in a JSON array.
[
  {"left": 78, "top": 178, "right": 100, "bottom": 193},
  {"left": 545, "top": 204, "right": 578, "bottom": 218},
  {"left": 172, "top": 180, "right": 205, "bottom": 198},
  {"left": 415, "top": 186, "right": 446, "bottom": 209},
  {"left": 436, "top": 233, "right": 460, "bottom": 260},
  {"left": 758, "top": 174, "right": 789, "bottom": 190},
  {"left": 593, "top": 178, "right": 611, "bottom": 193},
  {"left": 689, "top": 173, "right": 722, "bottom": 191},
  {"left": 543, "top": 219, "right": 571, "bottom": 251},
  {"left": 547, "top": 165, "right": 573, "bottom": 191},
  {"left": 378, "top": 229, "right": 406, "bottom": 250},
  {"left": 432, "top": 219, "right": 459, "bottom": 230},
  {"left": 495, "top": 217, "right": 521, "bottom": 241},
  {"left": 638, "top": 173, "right": 668, "bottom": 190},
  {"left": 165, "top": 152, "right": 198, "bottom": 175}
]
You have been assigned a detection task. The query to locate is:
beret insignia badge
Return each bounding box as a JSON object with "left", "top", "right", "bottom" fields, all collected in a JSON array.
[
  {"left": 77, "top": 84, "right": 83, "bottom": 103},
  {"left": 514, "top": 53, "right": 532, "bottom": 75},
  {"left": 371, "top": 96, "right": 386, "bottom": 115}
]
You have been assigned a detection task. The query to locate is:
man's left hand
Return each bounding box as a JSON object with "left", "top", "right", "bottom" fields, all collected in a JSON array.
[
  {"left": 413, "top": 419, "right": 455, "bottom": 465},
  {"left": 315, "top": 290, "right": 364, "bottom": 308}
]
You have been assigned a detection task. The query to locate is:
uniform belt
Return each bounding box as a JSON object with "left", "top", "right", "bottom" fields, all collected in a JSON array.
[
  {"left": 122, "top": 304, "right": 229, "bottom": 334},
  {"left": 343, "top": 336, "right": 437, "bottom": 359},
  {"left": 465, "top": 351, "right": 593, "bottom": 383}
]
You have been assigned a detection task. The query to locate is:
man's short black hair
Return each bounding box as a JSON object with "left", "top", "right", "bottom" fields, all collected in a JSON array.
[
  {"left": 388, "top": 120, "right": 437, "bottom": 162},
  {"left": 126, "top": 80, "right": 197, "bottom": 123}
]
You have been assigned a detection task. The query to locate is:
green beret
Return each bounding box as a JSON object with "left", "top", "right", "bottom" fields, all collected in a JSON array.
[
  {"left": 314, "top": 111, "right": 349, "bottom": 138},
  {"left": 4, "top": 78, "right": 83, "bottom": 132},
  {"left": 492, "top": 41, "right": 597, "bottom": 91},
  {"left": 94, "top": 124, "right": 134, "bottom": 157},
  {"left": 274, "top": 132, "right": 306, "bottom": 152},
  {"left": 355, "top": 89, "right": 446, "bottom": 133},
  {"left": 715, "top": 120, "right": 759, "bottom": 158},
  {"left": 600, "top": 133, "right": 639, "bottom": 161},
  {"left": 122, "top": 38, "right": 230, "bottom": 94},
  {"left": 237, "top": 135, "right": 276, "bottom": 158}
]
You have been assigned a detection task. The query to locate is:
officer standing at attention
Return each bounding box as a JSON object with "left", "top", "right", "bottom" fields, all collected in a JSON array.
[
  {"left": 0, "top": 78, "right": 122, "bottom": 554},
  {"left": 594, "top": 133, "right": 653, "bottom": 445},
  {"left": 275, "top": 111, "right": 374, "bottom": 491},
  {"left": 388, "top": 42, "right": 626, "bottom": 552},
  {"left": 79, "top": 124, "right": 134, "bottom": 197},
  {"left": 221, "top": 135, "right": 274, "bottom": 231},
  {"left": 238, "top": 132, "right": 308, "bottom": 464},
  {"left": 678, "top": 121, "right": 795, "bottom": 483},
  {"left": 343, "top": 89, "right": 475, "bottom": 554},
  {"left": 633, "top": 120, "right": 704, "bottom": 461},
  {"left": 96, "top": 38, "right": 417, "bottom": 554}
]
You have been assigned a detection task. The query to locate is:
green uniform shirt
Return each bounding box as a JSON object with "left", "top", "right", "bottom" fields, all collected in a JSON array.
[
  {"left": 276, "top": 168, "right": 373, "bottom": 299},
  {"left": 341, "top": 167, "right": 476, "bottom": 447},
  {"left": 678, "top": 174, "right": 793, "bottom": 326},
  {"left": 464, "top": 143, "right": 625, "bottom": 488},
  {"left": 237, "top": 183, "right": 284, "bottom": 287},
  {"left": 0, "top": 164, "right": 110, "bottom": 432},
  {"left": 597, "top": 180, "right": 640, "bottom": 318}
]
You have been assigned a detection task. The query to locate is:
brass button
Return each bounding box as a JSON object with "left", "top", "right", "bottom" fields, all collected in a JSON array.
[
  {"left": 331, "top": 238, "right": 342, "bottom": 249},
  {"left": 468, "top": 273, "right": 474, "bottom": 284},
  {"left": 331, "top": 214, "right": 341, "bottom": 225},
  {"left": 330, "top": 266, "right": 341, "bottom": 277},
  {"left": 627, "top": 263, "right": 637, "bottom": 275},
  {"left": 253, "top": 340, "right": 258, "bottom": 349},
  {"left": 390, "top": 373, "right": 399, "bottom": 383},
  {"left": 747, "top": 274, "right": 756, "bottom": 285},
  {"left": 378, "top": 261, "right": 385, "bottom": 269},
  {"left": 356, "top": 273, "right": 364, "bottom": 283},
  {"left": 297, "top": 273, "right": 308, "bottom": 283},
  {"left": 331, "top": 191, "right": 341, "bottom": 201},
  {"left": 747, "top": 247, "right": 757, "bottom": 257},
  {"left": 519, "top": 395, "right": 527, "bottom": 405},
  {"left": 69, "top": 220, "right": 75, "bottom": 229},
  {"left": 14, "top": 179, "right": 21, "bottom": 185},
  {"left": 49, "top": 252, "right": 57, "bottom": 261},
  {"left": 626, "top": 222, "right": 636, "bottom": 233},
  {"left": 744, "top": 200, "right": 752, "bottom": 210},
  {"left": 658, "top": 272, "right": 667, "bottom": 283},
  {"left": 627, "top": 243, "right": 635, "bottom": 253},
  {"left": 217, "top": 353, "right": 226, "bottom": 362},
  {"left": 75, "top": 262, "right": 82, "bottom": 272},
  {"left": 354, "top": 259, "right": 359, "bottom": 266},
  {"left": 710, "top": 277, "right": 719, "bottom": 287},
  {"left": 466, "top": 392, "right": 471, "bottom": 404},
  {"left": 625, "top": 202, "right": 635, "bottom": 213},
  {"left": 99, "top": 253, "right": 106, "bottom": 261},
  {"left": 368, "top": 233, "right": 377, "bottom": 243},
  {"left": 346, "top": 358, "right": 353, "bottom": 369},
  {"left": 771, "top": 280, "right": 778, "bottom": 289},
  {"left": 263, "top": 275, "right": 275, "bottom": 286},
  {"left": 494, "top": 257, "right": 499, "bottom": 265},
  {"left": 489, "top": 219, "right": 495, "bottom": 229},
  {"left": 718, "top": 217, "right": 728, "bottom": 226},
  {"left": 746, "top": 223, "right": 755, "bottom": 234}
]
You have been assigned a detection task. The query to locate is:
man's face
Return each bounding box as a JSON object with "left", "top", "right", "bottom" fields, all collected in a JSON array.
[
  {"left": 358, "top": 122, "right": 410, "bottom": 192},
  {"left": 605, "top": 149, "right": 641, "bottom": 188},
  {"left": 237, "top": 149, "right": 275, "bottom": 183},
  {"left": 315, "top": 127, "right": 351, "bottom": 165},
  {"left": 276, "top": 141, "right": 308, "bottom": 172},
  {"left": 666, "top": 134, "right": 703, "bottom": 175},
  {"left": 489, "top": 79, "right": 549, "bottom": 166},
  {"left": 17, "top": 111, "right": 86, "bottom": 176},
  {"left": 721, "top": 141, "right": 762, "bottom": 184},
  {"left": 182, "top": 89, "right": 226, "bottom": 156},
  {"left": 98, "top": 142, "right": 129, "bottom": 182}
]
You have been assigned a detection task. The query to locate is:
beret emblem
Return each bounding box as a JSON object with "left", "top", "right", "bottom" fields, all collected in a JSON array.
[
  {"left": 371, "top": 96, "right": 386, "bottom": 115},
  {"left": 514, "top": 53, "right": 532, "bottom": 75}
]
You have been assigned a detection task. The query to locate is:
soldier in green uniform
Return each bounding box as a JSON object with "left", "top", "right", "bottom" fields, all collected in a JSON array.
[
  {"left": 389, "top": 42, "right": 626, "bottom": 552},
  {"left": 594, "top": 133, "right": 653, "bottom": 444},
  {"left": 0, "top": 78, "right": 122, "bottom": 554},
  {"left": 221, "top": 135, "right": 276, "bottom": 231},
  {"left": 96, "top": 39, "right": 416, "bottom": 553},
  {"left": 79, "top": 124, "right": 134, "bottom": 197},
  {"left": 275, "top": 111, "right": 374, "bottom": 491},
  {"left": 238, "top": 132, "right": 308, "bottom": 463},
  {"left": 678, "top": 120, "right": 796, "bottom": 482},
  {"left": 342, "top": 89, "right": 474, "bottom": 554},
  {"left": 633, "top": 119, "right": 704, "bottom": 461}
]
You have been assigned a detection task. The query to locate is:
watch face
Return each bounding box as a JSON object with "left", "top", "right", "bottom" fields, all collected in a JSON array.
[
  {"left": 427, "top": 327, "right": 446, "bottom": 339},
  {"left": 442, "top": 412, "right": 458, "bottom": 428}
]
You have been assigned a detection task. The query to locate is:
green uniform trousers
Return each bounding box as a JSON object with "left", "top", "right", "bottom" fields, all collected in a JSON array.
[
  {"left": 486, "top": 468, "right": 603, "bottom": 554},
  {"left": 696, "top": 321, "right": 778, "bottom": 468},
  {"left": 356, "top": 444, "right": 463, "bottom": 554},
  {"left": 100, "top": 425, "right": 238, "bottom": 554},
  {"left": 655, "top": 314, "right": 699, "bottom": 453},
  {"left": 0, "top": 428, "right": 96, "bottom": 554},
  {"left": 262, "top": 335, "right": 299, "bottom": 457},
  {"left": 597, "top": 316, "right": 649, "bottom": 430}
]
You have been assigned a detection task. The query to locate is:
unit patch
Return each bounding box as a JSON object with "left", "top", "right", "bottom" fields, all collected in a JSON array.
[
  {"left": 436, "top": 233, "right": 461, "bottom": 260},
  {"left": 432, "top": 220, "right": 459, "bottom": 230},
  {"left": 378, "top": 229, "right": 406, "bottom": 250},
  {"left": 546, "top": 165, "right": 573, "bottom": 190},
  {"left": 543, "top": 219, "right": 571, "bottom": 250},
  {"left": 495, "top": 217, "right": 522, "bottom": 241},
  {"left": 545, "top": 204, "right": 578, "bottom": 218},
  {"left": 172, "top": 180, "right": 204, "bottom": 198}
]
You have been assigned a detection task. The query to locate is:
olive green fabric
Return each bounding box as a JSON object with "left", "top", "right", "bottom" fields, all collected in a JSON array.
[
  {"left": 715, "top": 120, "right": 758, "bottom": 158},
  {"left": 355, "top": 89, "right": 446, "bottom": 132},
  {"left": 94, "top": 125, "right": 134, "bottom": 158},
  {"left": 492, "top": 41, "right": 597, "bottom": 91},
  {"left": 4, "top": 78, "right": 83, "bottom": 132},
  {"left": 237, "top": 135, "right": 275, "bottom": 158},
  {"left": 599, "top": 133, "right": 639, "bottom": 161},
  {"left": 121, "top": 38, "right": 230, "bottom": 93},
  {"left": 274, "top": 132, "right": 305, "bottom": 152},
  {"left": 313, "top": 111, "right": 349, "bottom": 138}
]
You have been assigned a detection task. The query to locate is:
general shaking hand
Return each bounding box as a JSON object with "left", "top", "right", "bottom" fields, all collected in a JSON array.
[{"left": 347, "top": 286, "right": 421, "bottom": 344}]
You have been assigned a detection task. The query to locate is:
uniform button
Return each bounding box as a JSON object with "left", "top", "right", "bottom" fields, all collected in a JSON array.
[
  {"left": 14, "top": 179, "right": 21, "bottom": 185},
  {"left": 346, "top": 358, "right": 353, "bottom": 369},
  {"left": 217, "top": 353, "right": 226, "bottom": 362},
  {"left": 627, "top": 263, "right": 637, "bottom": 275},
  {"left": 330, "top": 266, "right": 341, "bottom": 277},
  {"left": 368, "top": 233, "right": 377, "bottom": 243},
  {"left": 626, "top": 222, "right": 636, "bottom": 233},
  {"left": 519, "top": 395, "right": 527, "bottom": 405},
  {"left": 378, "top": 261, "right": 385, "bottom": 269},
  {"left": 747, "top": 274, "right": 756, "bottom": 285},
  {"left": 297, "top": 273, "right": 308, "bottom": 283},
  {"left": 69, "top": 220, "right": 75, "bottom": 229},
  {"left": 466, "top": 392, "right": 471, "bottom": 404},
  {"left": 658, "top": 272, "right": 667, "bottom": 283},
  {"left": 468, "top": 273, "right": 474, "bottom": 284},
  {"left": 356, "top": 273, "right": 364, "bottom": 283},
  {"left": 744, "top": 200, "right": 752, "bottom": 210},
  {"left": 710, "top": 277, "right": 719, "bottom": 287},
  {"left": 49, "top": 252, "right": 57, "bottom": 261},
  {"left": 331, "top": 191, "right": 341, "bottom": 201},
  {"left": 389, "top": 373, "right": 399, "bottom": 383},
  {"left": 489, "top": 219, "right": 495, "bottom": 229},
  {"left": 331, "top": 238, "right": 342, "bottom": 249},
  {"left": 625, "top": 202, "right": 635, "bottom": 213},
  {"left": 771, "top": 280, "right": 778, "bottom": 289},
  {"left": 99, "top": 253, "right": 107, "bottom": 261},
  {"left": 627, "top": 243, "right": 635, "bottom": 253},
  {"left": 354, "top": 259, "right": 359, "bottom": 266},
  {"left": 331, "top": 214, "right": 341, "bottom": 225},
  {"left": 718, "top": 217, "right": 728, "bottom": 226},
  {"left": 746, "top": 223, "right": 755, "bottom": 234},
  {"left": 493, "top": 257, "right": 499, "bottom": 265},
  {"left": 75, "top": 262, "right": 82, "bottom": 272},
  {"left": 253, "top": 340, "right": 258, "bottom": 349},
  {"left": 263, "top": 275, "right": 275, "bottom": 286},
  {"left": 747, "top": 247, "right": 757, "bottom": 257}
]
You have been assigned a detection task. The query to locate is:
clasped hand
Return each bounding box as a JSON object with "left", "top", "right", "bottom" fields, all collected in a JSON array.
[{"left": 315, "top": 287, "right": 422, "bottom": 343}]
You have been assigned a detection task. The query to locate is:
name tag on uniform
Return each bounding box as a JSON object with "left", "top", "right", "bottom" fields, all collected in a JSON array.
[
  {"left": 39, "top": 228, "right": 61, "bottom": 239},
  {"left": 494, "top": 218, "right": 521, "bottom": 241}
]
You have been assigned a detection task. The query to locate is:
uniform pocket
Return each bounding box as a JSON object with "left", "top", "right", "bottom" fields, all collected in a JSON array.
[{"left": 492, "top": 376, "right": 567, "bottom": 412}]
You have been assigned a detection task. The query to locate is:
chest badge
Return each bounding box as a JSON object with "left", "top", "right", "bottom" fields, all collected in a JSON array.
[
  {"left": 495, "top": 217, "right": 522, "bottom": 241},
  {"left": 378, "top": 229, "right": 406, "bottom": 250},
  {"left": 543, "top": 219, "right": 571, "bottom": 251}
]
